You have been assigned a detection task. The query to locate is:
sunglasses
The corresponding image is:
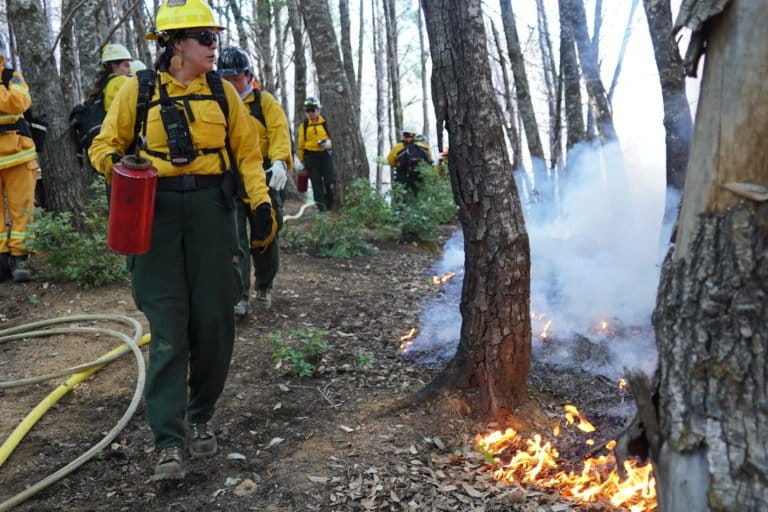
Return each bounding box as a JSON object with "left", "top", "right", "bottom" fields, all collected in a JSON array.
[
  {"left": 183, "top": 31, "right": 219, "bottom": 47},
  {"left": 305, "top": 108, "right": 317, "bottom": 113}
]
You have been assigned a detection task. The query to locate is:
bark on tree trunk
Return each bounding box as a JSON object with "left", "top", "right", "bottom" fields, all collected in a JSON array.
[
  {"left": 419, "top": 0, "right": 532, "bottom": 419},
  {"left": 490, "top": 20, "right": 523, "bottom": 172},
  {"left": 132, "top": 2, "right": 151, "bottom": 67},
  {"left": 535, "top": 0, "right": 561, "bottom": 171},
  {"left": 558, "top": 0, "right": 585, "bottom": 156},
  {"left": 256, "top": 0, "right": 274, "bottom": 91},
  {"left": 339, "top": 0, "right": 358, "bottom": 119},
  {"left": 372, "top": 0, "right": 386, "bottom": 192},
  {"left": 622, "top": 2, "right": 768, "bottom": 510},
  {"left": 383, "top": 0, "right": 402, "bottom": 138},
  {"left": 643, "top": 0, "right": 693, "bottom": 236},
  {"left": 8, "top": 0, "right": 88, "bottom": 218},
  {"left": 356, "top": 0, "right": 364, "bottom": 117},
  {"left": 60, "top": 0, "right": 80, "bottom": 108},
  {"left": 287, "top": 0, "right": 306, "bottom": 148},
  {"left": 76, "top": 0, "right": 109, "bottom": 90},
  {"left": 299, "top": 0, "right": 369, "bottom": 197},
  {"left": 417, "top": 5, "right": 430, "bottom": 145},
  {"left": 229, "top": 0, "right": 251, "bottom": 52}
]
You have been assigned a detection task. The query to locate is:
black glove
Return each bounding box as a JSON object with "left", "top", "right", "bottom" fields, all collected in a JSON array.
[{"left": 251, "top": 203, "right": 273, "bottom": 241}]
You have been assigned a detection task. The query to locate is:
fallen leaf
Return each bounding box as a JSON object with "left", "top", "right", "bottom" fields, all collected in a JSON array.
[
  {"left": 267, "top": 437, "right": 285, "bottom": 448},
  {"left": 227, "top": 452, "right": 247, "bottom": 460},
  {"left": 278, "top": 383, "right": 290, "bottom": 392},
  {"left": 224, "top": 477, "right": 241, "bottom": 487},
  {"left": 339, "top": 425, "right": 354, "bottom": 432},
  {"left": 307, "top": 476, "right": 330, "bottom": 484},
  {"left": 461, "top": 482, "right": 486, "bottom": 498}
]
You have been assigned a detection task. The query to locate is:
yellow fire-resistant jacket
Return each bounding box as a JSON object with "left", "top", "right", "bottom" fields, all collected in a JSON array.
[
  {"left": 297, "top": 114, "right": 331, "bottom": 162},
  {"left": 89, "top": 71, "right": 270, "bottom": 209},
  {"left": 103, "top": 74, "right": 130, "bottom": 111},
  {"left": 0, "top": 68, "right": 37, "bottom": 171},
  {"left": 244, "top": 89, "right": 292, "bottom": 171},
  {"left": 386, "top": 139, "right": 433, "bottom": 168}
]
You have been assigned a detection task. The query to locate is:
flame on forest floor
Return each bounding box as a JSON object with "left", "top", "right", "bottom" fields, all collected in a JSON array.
[
  {"left": 476, "top": 405, "right": 657, "bottom": 511},
  {"left": 431, "top": 271, "right": 456, "bottom": 285},
  {"left": 618, "top": 378, "right": 628, "bottom": 392},
  {"left": 399, "top": 328, "right": 416, "bottom": 352}
]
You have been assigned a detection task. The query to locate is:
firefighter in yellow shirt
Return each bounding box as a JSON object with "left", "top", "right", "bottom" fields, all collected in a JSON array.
[
  {"left": 218, "top": 46, "right": 292, "bottom": 315},
  {"left": 297, "top": 96, "right": 335, "bottom": 211},
  {"left": 89, "top": 0, "right": 277, "bottom": 481},
  {"left": 0, "top": 41, "right": 39, "bottom": 282},
  {"left": 387, "top": 127, "right": 433, "bottom": 198},
  {"left": 93, "top": 44, "right": 133, "bottom": 111}
]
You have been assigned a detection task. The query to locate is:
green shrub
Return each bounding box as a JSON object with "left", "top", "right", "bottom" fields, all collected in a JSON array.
[
  {"left": 27, "top": 179, "right": 128, "bottom": 287},
  {"left": 393, "top": 164, "right": 457, "bottom": 242},
  {"left": 268, "top": 328, "right": 330, "bottom": 377}
]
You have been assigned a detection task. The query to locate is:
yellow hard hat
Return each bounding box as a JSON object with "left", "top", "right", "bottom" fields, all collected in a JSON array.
[
  {"left": 101, "top": 43, "right": 132, "bottom": 63},
  {"left": 146, "top": 0, "right": 224, "bottom": 40}
]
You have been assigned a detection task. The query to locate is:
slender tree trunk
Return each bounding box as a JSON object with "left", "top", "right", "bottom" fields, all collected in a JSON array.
[
  {"left": 356, "top": 0, "right": 364, "bottom": 119},
  {"left": 273, "top": 4, "right": 289, "bottom": 113},
  {"left": 76, "top": 0, "right": 109, "bottom": 89},
  {"left": 8, "top": 0, "right": 88, "bottom": 218},
  {"left": 567, "top": 0, "right": 617, "bottom": 144},
  {"left": 621, "top": 2, "right": 768, "bottom": 510},
  {"left": 372, "top": 0, "right": 386, "bottom": 192},
  {"left": 608, "top": 0, "right": 640, "bottom": 103},
  {"left": 383, "top": 0, "right": 402, "bottom": 138},
  {"left": 417, "top": 5, "right": 430, "bottom": 144},
  {"left": 419, "top": 0, "right": 531, "bottom": 419},
  {"left": 60, "top": 0, "right": 80, "bottom": 108},
  {"left": 256, "top": 0, "right": 274, "bottom": 91},
  {"left": 643, "top": 0, "right": 693, "bottom": 235},
  {"left": 229, "top": 0, "right": 251, "bottom": 51},
  {"left": 339, "top": 0, "right": 358, "bottom": 119},
  {"left": 298, "top": 0, "right": 369, "bottom": 197},
  {"left": 558, "top": 0, "right": 585, "bottom": 156},
  {"left": 287, "top": 0, "right": 306, "bottom": 151},
  {"left": 535, "top": 0, "right": 561, "bottom": 171},
  {"left": 132, "top": 2, "right": 151, "bottom": 66},
  {"left": 490, "top": 20, "right": 523, "bottom": 171},
  {"left": 498, "top": 0, "right": 547, "bottom": 196}
]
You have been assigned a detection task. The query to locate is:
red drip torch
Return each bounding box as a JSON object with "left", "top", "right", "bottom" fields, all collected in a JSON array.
[{"left": 107, "top": 152, "right": 158, "bottom": 255}]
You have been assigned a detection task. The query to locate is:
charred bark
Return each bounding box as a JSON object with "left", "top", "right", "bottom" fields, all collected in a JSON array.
[
  {"left": 8, "top": 0, "right": 88, "bottom": 217},
  {"left": 299, "top": 0, "right": 369, "bottom": 196},
  {"left": 621, "top": 1, "right": 768, "bottom": 510},
  {"left": 420, "top": 0, "right": 532, "bottom": 418}
]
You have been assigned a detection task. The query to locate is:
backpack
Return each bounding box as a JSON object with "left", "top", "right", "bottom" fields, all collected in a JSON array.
[
  {"left": 247, "top": 88, "right": 266, "bottom": 127},
  {"left": 69, "top": 75, "right": 117, "bottom": 162},
  {"left": 0, "top": 68, "right": 48, "bottom": 151},
  {"left": 396, "top": 141, "right": 431, "bottom": 174}
]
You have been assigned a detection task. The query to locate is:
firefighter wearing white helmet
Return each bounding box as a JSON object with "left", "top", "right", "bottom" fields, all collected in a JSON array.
[
  {"left": 129, "top": 59, "right": 147, "bottom": 75},
  {"left": 0, "top": 36, "right": 39, "bottom": 282},
  {"left": 387, "top": 126, "right": 433, "bottom": 199},
  {"left": 90, "top": 0, "right": 276, "bottom": 482},
  {"left": 89, "top": 43, "right": 133, "bottom": 112}
]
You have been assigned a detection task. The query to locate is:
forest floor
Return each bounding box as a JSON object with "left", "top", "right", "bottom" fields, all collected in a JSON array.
[{"left": 0, "top": 200, "right": 641, "bottom": 512}]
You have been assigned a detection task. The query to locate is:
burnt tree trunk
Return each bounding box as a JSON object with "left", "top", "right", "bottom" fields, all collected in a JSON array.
[
  {"left": 420, "top": 0, "right": 532, "bottom": 418},
  {"left": 339, "top": 0, "right": 358, "bottom": 118},
  {"left": 299, "top": 0, "right": 369, "bottom": 196},
  {"left": 8, "top": 0, "right": 88, "bottom": 217},
  {"left": 643, "top": 0, "right": 693, "bottom": 236},
  {"left": 622, "top": 1, "right": 768, "bottom": 510}
]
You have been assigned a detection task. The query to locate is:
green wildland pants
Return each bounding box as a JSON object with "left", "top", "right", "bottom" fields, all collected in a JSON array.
[
  {"left": 130, "top": 187, "right": 242, "bottom": 451},
  {"left": 236, "top": 187, "right": 283, "bottom": 297}
]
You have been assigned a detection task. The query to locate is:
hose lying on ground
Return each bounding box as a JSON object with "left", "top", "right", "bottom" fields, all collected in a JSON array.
[
  {"left": 0, "top": 315, "right": 149, "bottom": 512},
  {"left": 283, "top": 200, "right": 316, "bottom": 222}
]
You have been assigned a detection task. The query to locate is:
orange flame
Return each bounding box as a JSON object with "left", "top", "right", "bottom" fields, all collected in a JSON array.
[
  {"left": 618, "top": 378, "right": 628, "bottom": 391},
  {"left": 431, "top": 271, "right": 456, "bottom": 285},
  {"left": 540, "top": 319, "right": 553, "bottom": 339},
  {"left": 476, "top": 421, "right": 656, "bottom": 511},
  {"left": 399, "top": 328, "right": 416, "bottom": 352},
  {"left": 564, "top": 404, "right": 596, "bottom": 433}
]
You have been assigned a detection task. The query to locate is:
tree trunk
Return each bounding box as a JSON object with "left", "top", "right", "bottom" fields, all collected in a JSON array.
[
  {"left": 339, "top": 0, "right": 358, "bottom": 119},
  {"left": 608, "top": 0, "right": 640, "bottom": 104},
  {"left": 76, "top": 0, "right": 109, "bottom": 89},
  {"left": 8, "top": 0, "right": 88, "bottom": 217},
  {"left": 287, "top": 0, "right": 306, "bottom": 149},
  {"left": 558, "top": 0, "right": 585, "bottom": 156},
  {"left": 60, "top": 0, "right": 81, "bottom": 107},
  {"left": 256, "top": 0, "right": 274, "bottom": 91},
  {"left": 498, "top": 0, "right": 548, "bottom": 195},
  {"left": 643, "top": 0, "right": 693, "bottom": 235},
  {"left": 417, "top": 5, "right": 430, "bottom": 145},
  {"left": 131, "top": 2, "right": 152, "bottom": 67},
  {"left": 383, "top": 0, "right": 402, "bottom": 138},
  {"left": 535, "top": 0, "right": 561, "bottom": 171},
  {"left": 490, "top": 20, "right": 523, "bottom": 171},
  {"left": 229, "top": 0, "right": 251, "bottom": 51},
  {"left": 299, "top": 0, "right": 369, "bottom": 197},
  {"left": 420, "top": 0, "right": 532, "bottom": 419},
  {"left": 567, "top": 0, "right": 617, "bottom": 144},
  {"left": 372, "top": 0, "right": 386, "bottom": 192},
  {"left": 356, "top": 0, "right": 364, "bottom": 117},
  {"left": 623, "top": 2, "right": 768, "bottom": 510}
]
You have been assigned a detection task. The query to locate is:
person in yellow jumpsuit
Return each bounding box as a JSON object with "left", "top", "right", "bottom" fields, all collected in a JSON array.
[
  {"left": 218, "top": 46, "right": 292, "bottom": 314},
  {"left": 297, "top": 96, "right": 335, "bottom": 211},
  {"left": 0, "top": 42, "right": 39, "bottom": 283},
  {"left": 89, "top": 0, "right": 277, "bottom": 481}
]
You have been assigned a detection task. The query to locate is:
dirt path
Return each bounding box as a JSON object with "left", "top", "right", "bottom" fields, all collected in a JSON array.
[{"left": 0, "top": 214, "right": 632, "bottom": 511}]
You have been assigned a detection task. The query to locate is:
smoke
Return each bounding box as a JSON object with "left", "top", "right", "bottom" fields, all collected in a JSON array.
[{"left": 404, "top": 141, "right": 667, "bottom": 380}]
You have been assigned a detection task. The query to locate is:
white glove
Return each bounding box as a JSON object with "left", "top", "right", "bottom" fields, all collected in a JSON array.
[
  {"left": 294, "top": 158, "right": 304, "bottom": 172},
  {"left": 319, "top": 139, "right": 332, "bottom": 150},
  {"left": 267, "top": 160, "right": 288, "bottom": 190}
]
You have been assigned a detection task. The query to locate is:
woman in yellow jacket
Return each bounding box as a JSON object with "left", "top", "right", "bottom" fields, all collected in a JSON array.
[
  {"left": 89, "top": 0, "right": 276, "bottom": 481},
  {"left": 297, "top": 96, "right": 335, "bottom": 211},
  {"left": 0, "top": 45, "right": 39, "bottom": 283},
  {"left": 90, "top": 43, "right": 133, "bottom": 111}
]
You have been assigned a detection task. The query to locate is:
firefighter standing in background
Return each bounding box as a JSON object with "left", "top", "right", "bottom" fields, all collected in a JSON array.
[
  {"left": 387, "top": 127, "right": 433, "bottom": 198},
  {"left": 218, "top": 46, "right": 291, "bottom": 315},
  {"left": 0, "top": 40, "right": 38, "bottom": 283},
  {"left": 89, "top": 0, "right": 277, "bottom": 481},
  {"left": 297, "top": 96, "right": 335, "bottom": 211}
]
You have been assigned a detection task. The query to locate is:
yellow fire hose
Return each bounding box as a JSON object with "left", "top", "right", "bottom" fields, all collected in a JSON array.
[{"left": 0, "top": 315, "right": 149, "bottom": 512}]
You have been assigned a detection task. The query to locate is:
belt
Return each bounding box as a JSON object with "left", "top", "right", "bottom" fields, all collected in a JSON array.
[{"left": 157, "top": 173, "right": 224, "bottom": 192}]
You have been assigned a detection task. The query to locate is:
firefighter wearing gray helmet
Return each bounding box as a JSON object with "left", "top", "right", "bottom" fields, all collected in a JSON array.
[
  {"left": 218, "top": 46, "right": 292, "bottom": 315},
  {"left": 297, "top": 96, "right": 335, "bottom": 211}
]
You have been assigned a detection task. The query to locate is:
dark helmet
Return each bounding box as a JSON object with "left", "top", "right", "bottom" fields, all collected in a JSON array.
[
  {"left": 218, "top": 46, "right": 252, "bottom": 77},
  {"left": 303, "top": 96, "right": 321, "bottom": 110}
]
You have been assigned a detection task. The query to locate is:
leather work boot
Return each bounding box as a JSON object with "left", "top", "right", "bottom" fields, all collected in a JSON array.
[
  {"left": 188, "top": 422, "right": 217, "bottom": 458},
  {"left": 152, "top": 446, "right": 186, "bottom": 481},
  {"left": 0, "top": 253, "right": 10, "bottom": 282},
  {"left": 10, "top": 255, "right": 31, "bottom": 283},
  {"left": 253, "top": 288, "right": 272, "bottom": 309},
  {"left": 234, "top": 297, "right": 251, "bottom": 317}
]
